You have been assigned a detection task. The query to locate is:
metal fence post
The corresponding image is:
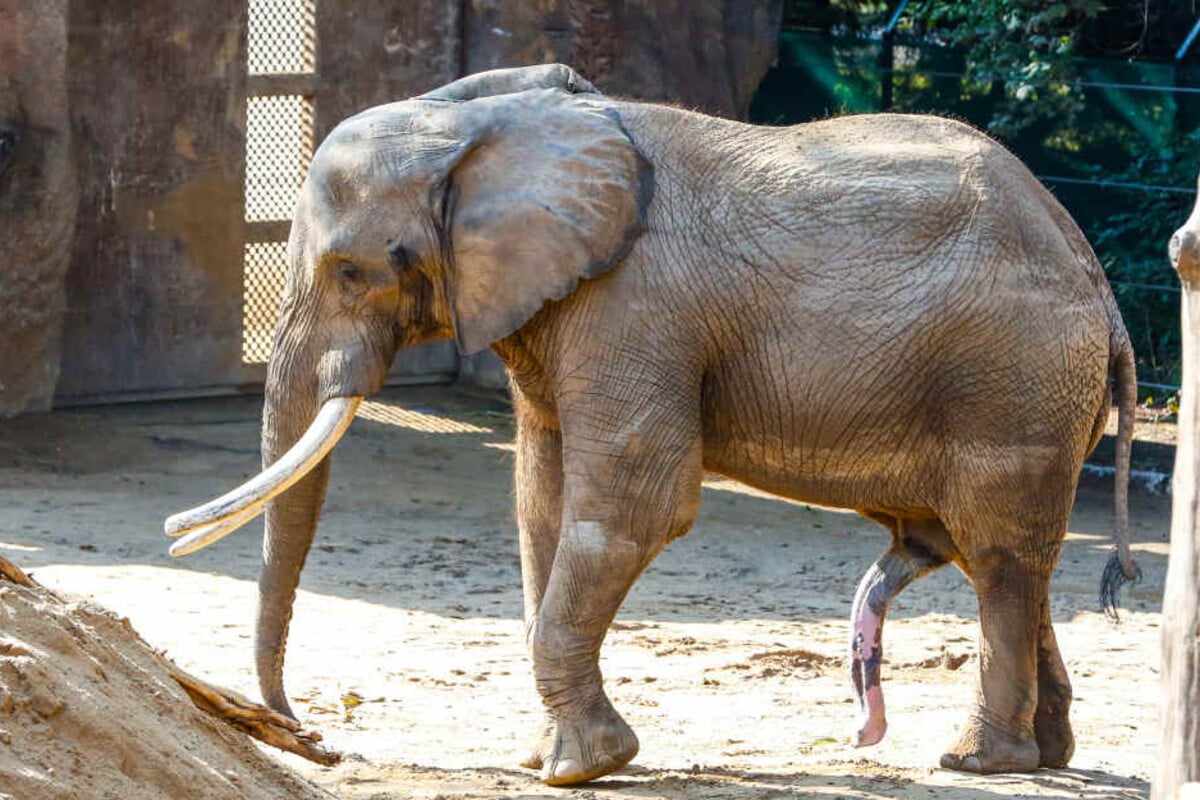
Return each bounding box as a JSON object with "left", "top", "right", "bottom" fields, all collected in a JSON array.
[{"left": 880, "top": 0, "right": 910, "bottom": 112}]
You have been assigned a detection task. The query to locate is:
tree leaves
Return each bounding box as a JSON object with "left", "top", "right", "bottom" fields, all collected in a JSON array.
[{"left": 910, "top": 0, "right": 1104, "bottom": 137}]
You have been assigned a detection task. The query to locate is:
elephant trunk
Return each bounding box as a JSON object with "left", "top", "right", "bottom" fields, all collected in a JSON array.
[
  {"left": 256, "top": 454, "right": 332, "bottom": 718},
  {"left": 161, "top": 381, "right": 361, "bottom": 717},
  {"left": 253, "top": 367, "right": 344, "bottom": 719}
]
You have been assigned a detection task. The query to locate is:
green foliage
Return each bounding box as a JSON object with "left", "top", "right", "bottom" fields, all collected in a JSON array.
[
  {"left": 905, "top": 1, "right": 1191, "bottom": 388},
  {"left": 911, "top": 0, "right": 1104, "bottom": 137},
  {"left": 1087, "top": 131, "right": 1199, "bottom": 387},
  {"left": 782, "top": 1, "right": 893, "bottom": 33}
]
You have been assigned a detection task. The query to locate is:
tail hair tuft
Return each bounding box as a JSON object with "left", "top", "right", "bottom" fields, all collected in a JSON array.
[{"left": 1100, "top": 547, "right": 1142, "bottom": 622}]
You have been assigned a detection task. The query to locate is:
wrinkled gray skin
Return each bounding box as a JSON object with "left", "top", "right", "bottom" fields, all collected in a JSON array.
[{"left": 256, "top": 64, "right": 1138, "bottom": 784}]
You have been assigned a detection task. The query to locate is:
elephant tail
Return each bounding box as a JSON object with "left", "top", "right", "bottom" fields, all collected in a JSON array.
[{"left": 1100, "top": 331, "right": 1141, "bottom": 619}]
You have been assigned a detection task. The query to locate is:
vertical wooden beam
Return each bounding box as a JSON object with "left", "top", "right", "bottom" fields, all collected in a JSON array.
[{"left": 1157, "top": 192, "right": 1200, "bottom": 799}]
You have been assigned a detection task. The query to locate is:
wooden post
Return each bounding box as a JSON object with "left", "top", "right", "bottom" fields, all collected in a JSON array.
[{"left": 1157, "top": 189, "right": 1200, "bottom": 799}]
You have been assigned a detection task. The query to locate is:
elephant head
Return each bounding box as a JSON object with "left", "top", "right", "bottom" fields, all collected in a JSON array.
[{"left": 164, "top": 66, "right": 651, "bottom": 717}]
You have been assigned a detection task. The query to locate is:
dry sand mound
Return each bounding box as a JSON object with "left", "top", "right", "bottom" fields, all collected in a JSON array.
[{"left": 0, "top": 575, "right": 327, "bottom": 800}]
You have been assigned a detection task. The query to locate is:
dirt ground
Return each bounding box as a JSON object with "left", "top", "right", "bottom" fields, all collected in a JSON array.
[
  {"left": 0, "top": 575, "right": 330, "bottom": 800},
  {"left": 0, "top": 386, "right": 1169, "bottom": 800}
]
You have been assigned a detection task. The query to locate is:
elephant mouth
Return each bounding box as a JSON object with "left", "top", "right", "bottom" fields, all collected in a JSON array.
[{"left": 163, "top": 396, "right": 363, "bottom": 556}]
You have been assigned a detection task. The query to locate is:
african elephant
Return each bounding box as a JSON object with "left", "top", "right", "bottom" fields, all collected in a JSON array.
[{"left": 166, "top": 64, "right": 1140, "bottom": 784}]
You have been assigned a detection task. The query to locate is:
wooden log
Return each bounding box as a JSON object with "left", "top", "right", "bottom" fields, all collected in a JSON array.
[
  {"left": 0, "top": 555, "right": 36, "bottom": 588},
  {"left": 1156, "top": 196, "right": 1200, "bottom": 798},
  {"left": 163, "top": 661, "right": 341, "bottom": 766}
]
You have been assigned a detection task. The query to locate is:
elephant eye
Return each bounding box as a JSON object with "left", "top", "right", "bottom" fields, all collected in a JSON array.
[
  {"left": 387, "top": 241, "right": 414, "bottom": 274},
  {"left": 337, "top": 260, "right": 362, "bottom": 282}
]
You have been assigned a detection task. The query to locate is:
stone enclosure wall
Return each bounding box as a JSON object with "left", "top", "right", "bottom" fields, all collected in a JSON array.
[
  {"left": 0, "top": 0, "right": 781, "bottom": 415},
  {"left": 0, "top": 0, "right": 76, "bottom": 416}
]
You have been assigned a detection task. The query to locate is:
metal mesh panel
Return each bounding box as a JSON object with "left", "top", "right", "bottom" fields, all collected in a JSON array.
[
  {"left": 244, "top": 94, "right": 313, "bottom": 223},
  {"left": 242, "top": 241, "right": 289, "bottom": 363},
  {"left": 242, "top": 0, "right": 315, "bottom": 365},
  {"left": 248, "top": 0, "right": 315, "bottom": 75}
]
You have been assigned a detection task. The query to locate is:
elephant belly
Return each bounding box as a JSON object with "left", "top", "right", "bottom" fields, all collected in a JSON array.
[{"left": 698, "top": 365, "right": 939, "bottom": 515}]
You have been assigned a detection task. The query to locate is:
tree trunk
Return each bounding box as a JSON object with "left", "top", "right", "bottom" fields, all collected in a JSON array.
[{"left": 1157, "top": 215, "right": 1200, "bottom": 798}]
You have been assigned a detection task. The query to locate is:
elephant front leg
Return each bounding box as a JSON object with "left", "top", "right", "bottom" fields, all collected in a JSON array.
[
  {"left": 512, "top": 413, "right": 564, "bottom": 771},
  {"left": 850, "top": 522, "right": 948, "bottom": 747},
  {"left": 529, "top": 415, "right": 703, "bottom": 785},
  {"left": 531, "top": 545, "right": 644, "bottom": 786}
]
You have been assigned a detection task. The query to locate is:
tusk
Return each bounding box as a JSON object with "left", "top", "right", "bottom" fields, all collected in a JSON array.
[
  {"left": 164, "top": 396, "right": 362, "bottom": 542},
  {"left": 169, "top": 504, "right": 265, "bottom": 557}
]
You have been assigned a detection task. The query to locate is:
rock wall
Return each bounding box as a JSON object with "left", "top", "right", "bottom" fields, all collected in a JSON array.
[
  {"left": 315, "top": 0, "right": 463, "bottom": 141},
  {"left": 0, "top": 0, "right": 78, "bottom": 417},
  {"left": 465, "top": 0, "right": 782, "bottom": 119},
  {"left": 0, "top": 0, "right": 782, "bottom": 409},
  {"left": 315, "top": 0, "right": 783, "bottom": 124},
  {"left": 55, "top": 0, "right": 249, "bottom": 402}
]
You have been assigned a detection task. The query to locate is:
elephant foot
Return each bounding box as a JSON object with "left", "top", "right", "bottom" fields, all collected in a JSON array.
[
  {"left": 1033, "top": 708, "right": 1074, "bottom": 768},
  {"left": 519, "top": 714, "right": 555, "bottom": 770},
  {"left": 939, "top": 712, "right": 1039, "bottom": 774},
  {"left": 537, "top": 705, "right": 639, "bottom": 786}
]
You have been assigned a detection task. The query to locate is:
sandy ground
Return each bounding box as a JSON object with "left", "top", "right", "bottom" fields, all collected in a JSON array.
[{"left": 0, "top": 386, "right": 1169, "bottom": 800}]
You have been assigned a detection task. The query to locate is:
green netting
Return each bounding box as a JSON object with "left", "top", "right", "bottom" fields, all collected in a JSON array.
[{"left": 750, "top": 31, "right": 1200, "bottom": 388}]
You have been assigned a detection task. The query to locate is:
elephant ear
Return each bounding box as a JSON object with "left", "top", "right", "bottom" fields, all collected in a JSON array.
[{"left": 444, "top": 89, "right": 652, "bottom": 354}]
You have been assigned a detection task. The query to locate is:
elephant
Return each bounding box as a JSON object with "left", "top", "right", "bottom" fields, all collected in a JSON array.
[{"left": 165, "top": 64, "right": 1140, "bottom": 785}]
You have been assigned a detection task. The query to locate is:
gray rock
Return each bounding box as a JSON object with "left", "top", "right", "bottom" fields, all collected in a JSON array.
[{"left": 0, "top": 0, "right": 77, "bottom": 416}]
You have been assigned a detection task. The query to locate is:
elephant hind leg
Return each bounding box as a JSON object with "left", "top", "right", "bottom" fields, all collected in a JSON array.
[
  {"left": 939, "top": 531, "right": 1061, "bottom": 773},
  {"left": 1034, "top": 600, "right": 1074, "bottom": 767},
  {"left": 850, "top": 516, "right": 953, "bottom": 747}
]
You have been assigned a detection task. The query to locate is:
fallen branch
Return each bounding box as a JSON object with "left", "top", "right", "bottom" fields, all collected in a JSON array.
[
  {"left": 163, "top": 661, "right": 342, "bottom": 766},
  {"left": 0, "top": 555, "right": 36, "bottom": 587},
  {"left": 0, "top": 554, "right": 340, "bottom": 766}
]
